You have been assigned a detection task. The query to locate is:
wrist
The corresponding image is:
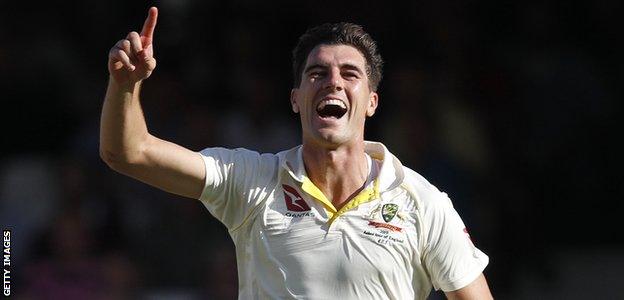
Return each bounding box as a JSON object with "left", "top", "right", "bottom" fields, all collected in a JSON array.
[{"left": 108, "top": 76, "right": 142, "bottom": 93}]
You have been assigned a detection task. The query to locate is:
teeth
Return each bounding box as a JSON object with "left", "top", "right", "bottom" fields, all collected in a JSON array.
[{"left": 317, "top": 99, "right": 347, "bottom": 110}]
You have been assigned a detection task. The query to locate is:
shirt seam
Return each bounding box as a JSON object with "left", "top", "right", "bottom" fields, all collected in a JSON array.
[{"left": 228, "top": 158, "right": 281, "bottom": 234}]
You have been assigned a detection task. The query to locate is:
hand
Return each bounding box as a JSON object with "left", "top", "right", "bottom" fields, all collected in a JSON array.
[{"left": 108, "top": 7, "right": 158, "bottom": 85}]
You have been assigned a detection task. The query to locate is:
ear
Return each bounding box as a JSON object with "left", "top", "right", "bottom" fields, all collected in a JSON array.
[
  {"left": 366, "top": 92, "right": 378, "bottom": 117},
  {"left": 290, "top": 89, "right": 300, "bottom": 113}
]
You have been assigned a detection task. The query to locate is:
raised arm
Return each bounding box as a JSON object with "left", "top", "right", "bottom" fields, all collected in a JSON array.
[{"left": 100, "top": 7, "right": 205, "bottom": 199}]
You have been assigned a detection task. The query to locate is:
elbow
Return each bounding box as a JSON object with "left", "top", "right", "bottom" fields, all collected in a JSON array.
[
  {"left": 100, "top": 136, "right": 151, "bottom": 174},
  {"left": 100, "top": 148, "right": 123, "bottom": 171},
  {"left": 99, "top": 148, "right": 138, "bottom": 174}
]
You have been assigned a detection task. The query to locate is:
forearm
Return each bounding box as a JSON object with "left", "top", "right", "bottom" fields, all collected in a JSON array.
[
  {"left": 99, "top": 7, "right": 206, "bottom": 199},
  {"left": 100, "top": 78, "right": 150, "bottom": 166}
]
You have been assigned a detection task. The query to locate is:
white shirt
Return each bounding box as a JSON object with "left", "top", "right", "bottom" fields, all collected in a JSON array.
[{"left": 199, "top": 141, "right": 488, "bottom": 299}]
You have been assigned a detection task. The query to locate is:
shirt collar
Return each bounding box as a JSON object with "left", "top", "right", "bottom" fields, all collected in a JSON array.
[{"left": 280, "top": 141, "right": 405, "bottom": 193}]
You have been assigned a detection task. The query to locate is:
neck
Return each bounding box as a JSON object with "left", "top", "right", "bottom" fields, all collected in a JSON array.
[{"left": 302, "top": 141, "right": 369, "bottom": 210}]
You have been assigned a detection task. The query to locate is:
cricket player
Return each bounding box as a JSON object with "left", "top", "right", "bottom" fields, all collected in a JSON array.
[{"left": 100, "top": 7, "right": 493, "bottom": 299}]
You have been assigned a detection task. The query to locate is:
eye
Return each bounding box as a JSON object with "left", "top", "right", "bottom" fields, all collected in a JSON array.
[
  {"left": 309, "top": 71, "right": 325, "bottom": 79},
  {"left": 342, "top": 72, "right": 359, "bottom": 79}
]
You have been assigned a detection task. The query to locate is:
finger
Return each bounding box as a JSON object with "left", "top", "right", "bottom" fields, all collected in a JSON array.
[
  {"left": 126, "top": 31, "right": 143, "bottom": 56},
  {"left": 110, "top": 48, "right": 135, "bottom": 71},
  {"left": 140, "top": 7, "right": 158, "bottom": 45},
  {"left": 114, "top": 39, "right": 132, "bottom": 54}
]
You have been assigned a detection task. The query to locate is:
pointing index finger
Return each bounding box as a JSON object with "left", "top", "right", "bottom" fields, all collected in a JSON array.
[{"left": 140, "top": 7, "right": 158, "bottom": 44}]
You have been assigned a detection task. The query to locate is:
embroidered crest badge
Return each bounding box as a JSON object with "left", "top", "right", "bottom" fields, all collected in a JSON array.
[{"left": 381, "top": 203, "right": 399, "bottom": 222}]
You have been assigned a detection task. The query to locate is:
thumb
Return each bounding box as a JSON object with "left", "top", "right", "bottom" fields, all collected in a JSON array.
[{"left": 144, "top": 53, "right": 157, "bottom": 71}]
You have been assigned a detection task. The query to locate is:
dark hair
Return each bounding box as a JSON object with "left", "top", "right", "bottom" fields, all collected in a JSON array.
[{"left": 292, "top": 22, "right": 383, "bottom": 91}]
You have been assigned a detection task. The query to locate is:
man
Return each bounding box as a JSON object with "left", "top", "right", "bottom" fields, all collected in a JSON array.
[{"left": 100, "top": 7, "right": 493, "bottom": 299}]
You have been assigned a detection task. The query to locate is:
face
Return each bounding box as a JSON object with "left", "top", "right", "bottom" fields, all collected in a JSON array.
[{"left": 291, "top": 44, "right": 378, "bottom": 148}]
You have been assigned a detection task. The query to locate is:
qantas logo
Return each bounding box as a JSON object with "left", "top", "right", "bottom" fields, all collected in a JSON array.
[{"left": 282, "top": 185, "right": 311, "bottom": 211}]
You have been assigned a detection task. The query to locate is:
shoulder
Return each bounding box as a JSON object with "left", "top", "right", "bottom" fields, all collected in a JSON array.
[
  {"left": 368, "top": 141, "right": 451, "bottom": 213},
  {"left": 399, "top": 166, "right": 452, "bottom": 213},
  {"left": 200, "top": 147, "right": 280, "bottom": 164},
  {"left": 199, "top": 147, "right": 281, "bottom": 181},
  {"left": 200, "top": 147, "right": 277, "bottom": 159}
]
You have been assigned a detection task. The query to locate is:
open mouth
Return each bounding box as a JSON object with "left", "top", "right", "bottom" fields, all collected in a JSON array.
[{"left": 316, "top": 99, "right": 347, "bottom": 118}]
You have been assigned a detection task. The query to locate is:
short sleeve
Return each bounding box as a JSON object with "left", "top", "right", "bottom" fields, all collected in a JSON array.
[
  {"left": 422, "top": 192, "right": 489, "bottom": 292},
  {"left": 198, "top": 147, "right": 279, "bottom": 230}
]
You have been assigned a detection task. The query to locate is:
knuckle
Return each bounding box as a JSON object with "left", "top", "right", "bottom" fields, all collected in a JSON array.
[{"left": 117, "top": 49, "right": 128, "bottom": 60}]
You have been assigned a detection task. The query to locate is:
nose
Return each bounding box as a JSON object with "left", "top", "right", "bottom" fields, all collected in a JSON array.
[{"left": 323, "top": 68, "right": 344, "bottom": 91}]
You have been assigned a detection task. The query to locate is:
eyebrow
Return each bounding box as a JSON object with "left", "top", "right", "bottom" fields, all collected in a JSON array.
[{"left": 303, "top": 63, "right": 365, "bottom": 75}]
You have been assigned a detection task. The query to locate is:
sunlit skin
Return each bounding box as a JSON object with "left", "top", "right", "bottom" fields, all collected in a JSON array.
[{"left": 290, "top": 44, "right": 378, "bottom": 208}]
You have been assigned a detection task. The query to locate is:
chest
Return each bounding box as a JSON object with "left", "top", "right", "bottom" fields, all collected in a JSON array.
[{"left": 256, "top": 184, "right": 422, "bottom": 269}]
